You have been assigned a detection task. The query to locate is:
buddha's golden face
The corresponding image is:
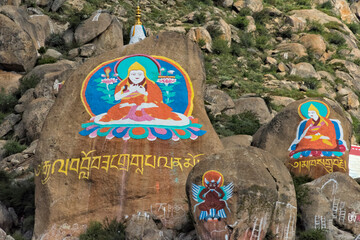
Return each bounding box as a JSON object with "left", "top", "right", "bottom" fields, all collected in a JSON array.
[{"left": 129, "top": 70, "right": 145, "bottom": 84}]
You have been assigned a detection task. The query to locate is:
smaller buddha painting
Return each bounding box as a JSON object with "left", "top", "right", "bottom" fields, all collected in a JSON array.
[
  {"left": 287, "top": 100, "right": 348, "bottom": 177},
  {"left": 79, "top": 54, "right": 206, "bottom": 141}
]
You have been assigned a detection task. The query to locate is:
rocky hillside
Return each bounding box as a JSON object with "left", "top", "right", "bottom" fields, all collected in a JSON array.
[{"left": 1, "top": 0, "right": 360, "bottom": 239}]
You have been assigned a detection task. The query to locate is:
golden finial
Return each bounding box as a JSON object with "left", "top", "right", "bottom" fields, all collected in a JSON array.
[{"left": 135, "top": 5, "right": 142, "bottom": 25}]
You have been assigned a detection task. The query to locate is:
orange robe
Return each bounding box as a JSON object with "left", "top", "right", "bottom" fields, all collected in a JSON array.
[
  {"left": 295, "top": 117, "right": 339, "bottom": 152},
  {"left": 100, "top": 78, "right": 181, "bottom": 122}
]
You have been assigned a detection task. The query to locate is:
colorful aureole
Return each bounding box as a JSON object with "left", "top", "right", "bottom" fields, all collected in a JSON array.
[
  {"left": 288, "top": 100, "right": 348, "bottom": 175},
  {"left": 79, "top": 54, "right": 206, "bottom": 141},
  {"left": 192, "top": 170, "right": 234, "bottom": 222}
]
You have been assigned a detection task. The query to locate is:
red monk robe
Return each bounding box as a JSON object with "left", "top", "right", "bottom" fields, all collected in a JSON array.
[{"left": 100, "top": 62, "right": 181, "bottom": 122}]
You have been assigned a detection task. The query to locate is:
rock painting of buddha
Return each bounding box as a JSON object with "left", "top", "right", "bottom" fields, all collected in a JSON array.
[
  {"left": 288, "top": 100, "right": 347, "bottom": 159},
  {"left": 80, "top": 54, "right": 206, "bottom": 141}
]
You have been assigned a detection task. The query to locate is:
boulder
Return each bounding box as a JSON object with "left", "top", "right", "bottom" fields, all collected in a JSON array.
[
  {"left": 289, "top": 9, "right": 356, "bottom": 37},
  {"left": 0, "top": 0, "right": 20, "bottom": 6},
  {"left": 245, "top": 15, "right": 256, "bottom": 33},
  {"left": 220, "top": 134, "right": 252, "bottom": 148},
  {"left": 0, "top": 114, "right": 21, "bottom": 138},
  {"left": 298, "top": 172, "right": 360, "bottom": 239},
  {"left": 233, "top": 0, "right": 263, "bottom": 12},
  {"left": 220, "top": 0, "right": 233, "bottom": 8},
  {"left": 186, "top": 147, "right": 296, "bottom": 240},
  {"left": 285, "top": 15, "right": 306, "bottom": 32},
  {"left": 290, "top": 62, "right": 320, "bottom": 79},
  {"left": 204, "top": 88, "right": 234, "bottom": 116},
  {"left": 124, "top": 213, "right": 174, "bottom": 239},
  {"left": 331, "top": 59, "right": 360, "bottom": 92},
  {"left": 299, "top": 34, "right": 326, "bottom": 57},
  {"left": 74, "top": 12, "right": 112, "bottom": 45},
  {"left": 0, "top": 6, "right": 53, "bottom": 48},
  {"left": 51, "top": 0, "right": 66, "bottom": 11},
  {"left": 33, "top": 32, "right": 223, "bottom": 239},
  {"left": 93, "top": 17, "right": 123, "bottom": 54},
  {"left": 0, "top": 70, "right": 21, "bottom": 94},
  {"left": 22, "top": 98, "right": 55, "bottom": 142},
  {"left": 331, "top": 0, "right": 357, "bottom": 23},
  {"left": 0, "top": 14, "right": 37, "bottom": 72},
  {"left": 228, "top": 97, "right": 272, "bottom": 124},
  {"left": 79, "top": 44, "right": 96, "bottom": 57},
  {"left": 205, "top": 18, "right": 231, "bottom": 46},
  {"left": 43, "top": 49, "right": 62, "bottom": 59},
  {"left": 28, "top": 14, "right": 54, "bottom": 48},
  {"left": 252, "top": 98, "right": 352, "bottom": 179},
  {"left": 187, "top": 27, "right": 212, "bottom": 52},
  {"left": 0, "top": 202, "right": 13, "bottom": 232},
  {"left": 276, "top": 43, "right": 307, "bottom": 59},
  {"left": 13, "top": 121, "right": 25, "bottom": 140},
  {"left": 318, "top": 71, "right": 335, "bottom": 83},
  {"left": 351, "top": 1, "right": 360, "bottom": 20},
  {"left": 270, "top": 96, "right": 295, "bottom": 108},
  {"left": 18, "top": 88, "right": 35, "bottom": 106},
  {"left": 0, "top": 228, "right": 6, "bottom": 240}
]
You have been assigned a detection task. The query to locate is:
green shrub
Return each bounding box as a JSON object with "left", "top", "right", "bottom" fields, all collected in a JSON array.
[
  {"left": 324, "top": 21, "right": 346, "bottom": 34},
  {"left": 79, "top": 218, "right": 126, "bottom": 240},
  {"left": 307, "top": 21, "right": 325, "bottom": 34},
  {"left": 298, "top": 229, "right": 327, "bottom": 240},
  {"left": 319, "top": 1, "right": 332, "bottom": 9},
  {"left": 352, "top": 115, "right": 360, "bottom": 143},
  {"left": 194, "top": 12, "right": 206, "bottom": 24},
  {"left": 210, "top": 111, "right": 261, "bottom": 137},
  {"left": 11, "top": 232, "right": 26, "bottom": 240},
  {"left": 348, "top": 23, "right": 360, "bottom": 35},
  {"left": 255, "top": 35, "right": 271, "bottom": 51},
  {"left": 239, "top": 31, "right": 255, "bottom": 48},
  {"left": 354, "top": 58, "right": 360, "bottom": 66},
  {"left": 37, "top": 47, "right": 46, "bottom": 54},
  {"left": 198, "top": 38, "right": 206, "bottom": 48},
  {"left": 207, "top": 25, "right": 223, "bottom": 39},
  {"left": 45, "top": 33, "right": 65, "bottom": 48},
  {"left": 3, "top": 140, "right": 27, "bottom": 157},
  {"left": 37, "top": 56, "right": 57, "bottom": 65},
  {"left": 212, "top": 38, "right": 230, "bottom": 55},
  {"left": 0, "top": 90, "right": 17, "bottom": 113},
  {"left": 238, "top": 7, "right": 252, "bottom": 16},
  {"left": 18, "top": 75, "right": 41, "bottom": 95},
  {"left": 231, "top": 15, "right": 249, "bottom": 30},
  {"left": 231, "top": 42, "right": 246, "bottom": 57},
  {"left": 325, "top": 32, "right": 346, "bottom": 46},
  {"left": 303, "top": 77, "right": 320, "bottom": 90}
]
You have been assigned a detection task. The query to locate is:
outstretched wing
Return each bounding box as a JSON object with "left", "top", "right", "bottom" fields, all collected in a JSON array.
[
  {"left": 192, "top": 183, "right": 205, "bottom": 203},
  {"left": 221, "top": 182, "right": 234, "bottom": 201}
]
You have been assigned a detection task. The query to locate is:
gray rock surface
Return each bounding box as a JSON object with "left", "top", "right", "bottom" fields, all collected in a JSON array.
[
  {"left": 74, "top": 12, "right": 112, "bottom": 45},
  {"left": 299, "top": 172, "right": 360, "bottom": 239},
  {"left": 22, "top": 98, "right": 55, "bottom": 142},
  {"left": 0, "top": 114, "right": 21, "bottom": 138},
  {"left": 221, "top": 134, "right": 253, "bottom": 148},
  {"left": 0, "top": 14, "right": 37, "bottom": 72}
]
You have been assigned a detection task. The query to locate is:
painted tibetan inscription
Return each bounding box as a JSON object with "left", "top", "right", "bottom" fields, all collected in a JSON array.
[
  {"left": 79, "top": 54, "right": 206, "bottom": 141},
  {"left": 287, "top": 100, "right": 348, "bottom": 176},
  {"left": 192, "top": 170, "right": 234, "bottom": 222}
]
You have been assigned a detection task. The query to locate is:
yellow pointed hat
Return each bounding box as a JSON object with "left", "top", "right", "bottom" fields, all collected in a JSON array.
[
  {"left": 308, "top": 104, "right": 320, "bottom": 115},
  {"left": 127, "top": 62, "right": 146, "bottom": 76}
]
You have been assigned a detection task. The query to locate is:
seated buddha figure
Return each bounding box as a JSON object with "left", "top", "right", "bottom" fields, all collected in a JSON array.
[
  {"left": 100, "top": 62, "right": 181, "bottom": 122},
  {"left": 289, "top": 104, "right": 339, "bottom": 155}
]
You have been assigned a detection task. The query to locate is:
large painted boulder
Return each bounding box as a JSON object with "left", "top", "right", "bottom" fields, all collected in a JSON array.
[
  {"left": 33, "top": 32, "right": 223, "bottom": 239},
  {"left": 252, "top": 98, "right": 351, "bottom": 179},
  {"left": 186, "top": 147, "right": 297, "bottom": 240},
  {"left": 298, "top": 172, "right": 360, "bottom": 239}
]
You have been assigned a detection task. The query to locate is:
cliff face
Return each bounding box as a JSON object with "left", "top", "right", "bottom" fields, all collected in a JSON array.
[{"left": 1, "top": 0, "right": 360, "bottom": 239}]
